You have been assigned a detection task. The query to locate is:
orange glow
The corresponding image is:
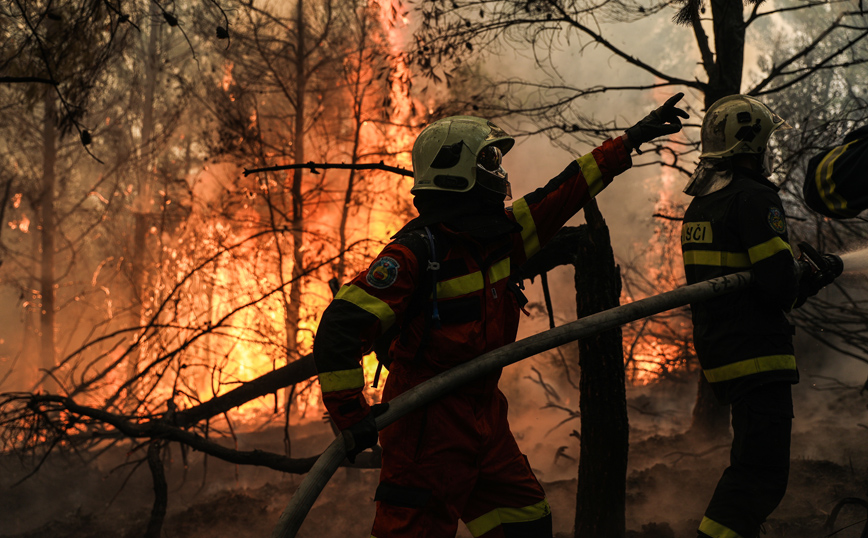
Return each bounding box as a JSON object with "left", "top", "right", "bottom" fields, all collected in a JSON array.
[
  {"left": 622, "top": 88, "right": 693, "bottom": 384},
  {"left": 126, "top": 6, "right": 421, "bottom": 428},
  {"left": 9, "top": 215, "right": 30, "bottom": 233},
  {"left": 221, "top": 61, "right": 234, "bottom": 92},
  {"left": 26, "top": 6, "right": 425, "bottom": 437}
]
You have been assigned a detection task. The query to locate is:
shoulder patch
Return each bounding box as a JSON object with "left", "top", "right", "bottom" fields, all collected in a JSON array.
[
  {"left": 366, "top": 256, "right": 400, "bottom": 289},
  {"left": 767, "top": 206, "right": 787, "bottom": 234}
]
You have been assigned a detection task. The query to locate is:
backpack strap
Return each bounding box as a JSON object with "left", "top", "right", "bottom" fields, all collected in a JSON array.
[
  {"left": 424, "top": 226, "right": 441, "bottom": 330},
  {"left": 372, "top": 226, "right": 442, "bottom": 388}
]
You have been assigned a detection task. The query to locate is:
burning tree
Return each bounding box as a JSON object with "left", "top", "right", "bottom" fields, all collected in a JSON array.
[{"left": 0, "top": 0, "right": 422, "bottom": 535}]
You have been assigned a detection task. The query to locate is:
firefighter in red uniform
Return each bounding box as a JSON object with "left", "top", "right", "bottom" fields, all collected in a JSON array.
[
  {"left": 313, "top": 95, "right": 688, "bottom": 538},
  {"left": 681, "top": 95, "right": 842, "bottom": 538}
]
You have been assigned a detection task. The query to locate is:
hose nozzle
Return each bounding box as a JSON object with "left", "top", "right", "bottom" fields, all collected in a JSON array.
[{"left": 797, "top": 242, "right": 843, "bottom": 285}]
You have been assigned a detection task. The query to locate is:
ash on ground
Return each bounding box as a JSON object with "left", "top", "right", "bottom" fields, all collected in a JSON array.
[{"left": 2, "top": 374, "right": 867, "bottom": 538}]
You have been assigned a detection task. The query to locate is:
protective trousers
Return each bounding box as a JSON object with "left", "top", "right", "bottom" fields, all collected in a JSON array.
[
  {"left": 698, "top": 382, "right": 794, "bottom": 538},
  {"left": 371, "top": 377, "right": 552, "bottom": 538}
]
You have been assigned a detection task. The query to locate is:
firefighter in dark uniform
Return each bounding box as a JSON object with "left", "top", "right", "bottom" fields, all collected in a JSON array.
[
  {"left": 681, "top": 95, "right": 841, "bottom": 538},
  {"left": 803, "top": 124, "right": 868, "bottom": 219},
  {"left": 313, "top": 95, "right": 688, "bottom": 538}
]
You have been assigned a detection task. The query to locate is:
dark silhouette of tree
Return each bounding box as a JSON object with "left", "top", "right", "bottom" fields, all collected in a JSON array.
[{"left": 574, "top": 202, "right": 629, "bottom": 538}]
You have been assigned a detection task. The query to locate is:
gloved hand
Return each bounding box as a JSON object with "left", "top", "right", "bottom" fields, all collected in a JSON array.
[
  {"left": 794, "top": 242, "right": 843, "bottom": 307},
  {"left": 342, "top": 402, "right": 389, "bottom": 463},
  {"left": 625, "top": 93, "right": 689, "bottom": 152}
]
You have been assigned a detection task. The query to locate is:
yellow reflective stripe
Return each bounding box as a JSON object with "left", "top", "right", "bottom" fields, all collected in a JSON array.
[
  {"left": 465, "top": 499, "right": 551, "bottom": 537},
  {"left": 698, "top": 516, "right": 744, "bottom": 538},
  {"left": 319, "top": 367, "right": 364, "bottom": 393},
  {"left": 435, "top": 258, "right": 510, "bottom": 299},
  {"left": 489, "top": 257, "right": 511, "bottom": 284},
  {"left": 747, "top": 236, "right": 793, "bottom": 264},
  {"left": 511, "top": 197, "right": 540, "bottom": 259},
  {"left": 335, "top": 284, "right": 396, "bottom": 331},
  {"left": 577, "top": 153, "right": 604, "bottom": 197},
  {"left": 815, "top": 141, "right": 856, "bottom": 215},
  {"left": 437, "top": 271, "right": 484, "bottom": 299},
  {"left": 703, "top": 354, "right": 796, "bottom": 383},
  {"left": 683, "top": 250, "right": 751, "bottom": 268}
]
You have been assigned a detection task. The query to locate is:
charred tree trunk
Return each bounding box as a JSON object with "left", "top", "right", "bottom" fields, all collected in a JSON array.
[
  {"left": 132, "top": 0, "right": 161, "bottom": 308},
  {"left": 286, "top": 0, "right": 306, "bottom": 362},
  {"left": 574, "top": 201, "right": 628, "bottom": 538},
  {"left": 145, "top": 440, "right": 168, "bottom": 538},
  {"left": 277, "top": 0, "right": 309, "bottom": 420},
  {"left": 335, "top": 14, "right": 370, "bottom": 286},
  {"left": 687, "top": 0, "right": 745, "bottom": 439},
  {"left": 39, "top": 82, "right": 57, "bottom": 389},
  {"left": 706, "top": 0, "right": 745, "bottom": 105}
]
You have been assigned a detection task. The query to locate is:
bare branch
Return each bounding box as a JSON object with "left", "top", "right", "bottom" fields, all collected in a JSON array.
[{"left": 244, "top": 160, "right": 413, "bottom": 177}]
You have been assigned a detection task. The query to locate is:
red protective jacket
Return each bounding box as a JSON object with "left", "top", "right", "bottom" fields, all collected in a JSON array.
[{"left": 314, "top": 137, "right": 632, "bottom": 430}]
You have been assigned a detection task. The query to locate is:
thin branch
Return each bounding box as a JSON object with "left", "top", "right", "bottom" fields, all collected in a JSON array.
[
  {"left": 17, "top": 394, "right": 380, "bottom": 473},
  {"left": 243, "top": 160, "right": 413, "bottom": 177},
  {"left": 0, "top": 76, "right": 58, "bottom": 84},
  {"left": 548, "top": 2, "right": 705, "bottom": 90}
]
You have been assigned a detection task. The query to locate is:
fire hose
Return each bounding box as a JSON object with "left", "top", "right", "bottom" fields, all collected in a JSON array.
[{"left": 271, "top": 270, "right": 762, "bottom": 538}]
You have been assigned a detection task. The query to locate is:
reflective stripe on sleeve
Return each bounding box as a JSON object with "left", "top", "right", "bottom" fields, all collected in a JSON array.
[
  {"left": 698, "top": 516, "right": 744, "bottom": 538},
  {"left": 577, "top": 153, "right": 604, "bottom": 197},
  {"left": 703, "top": 354, "right": 797, "bottom": 383},
  {"left": 335, "top": 284, "right": 396, "bottom": 331},
  {"left": 683, "top": 250, "right": 751, "bottom": 268},
  {"left": 511, "top": 197, "right": 540, "bottom": 259},
  {"left": 815, "top": 141, "right": 856, "bottom": 216},
  {"left": 465, "top": 499, "right": 552, "bottom": 537},
  {"left": 747, "top": 236, "right": 793, "bottom": 264},
  {"left": 319, "top": 367, "right": 365, "bottom": 393},
  {"left": 488, "top": 257, "right": 511, "bottom": 284}
]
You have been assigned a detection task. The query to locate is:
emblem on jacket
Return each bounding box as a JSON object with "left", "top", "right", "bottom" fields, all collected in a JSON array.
[
  {"left": 366, "top": 256, "right": 400, "bottom": 289},
  {"left": 767, "top": 206, "right": 786, "bottom": 234}
]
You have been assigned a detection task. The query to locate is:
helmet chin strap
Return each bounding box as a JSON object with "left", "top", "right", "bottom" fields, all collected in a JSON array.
[{"left": 760, "top": 151, "right": 774, "bottom": 177}]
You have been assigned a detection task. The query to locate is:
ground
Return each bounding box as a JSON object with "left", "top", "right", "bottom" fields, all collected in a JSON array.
[{"left": 2, "top": 373, "right": 867, "bottom": 538}]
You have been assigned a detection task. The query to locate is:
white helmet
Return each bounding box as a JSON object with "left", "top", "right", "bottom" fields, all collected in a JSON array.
[
  {"left": 685, "top": 95, "right": 791, "bottom": 196},
  {"left": 699, "top": 94, "right": 790, "bottom": 159},
  {"left": 411, "top": 116, "right": 515, "bottom": 199}
]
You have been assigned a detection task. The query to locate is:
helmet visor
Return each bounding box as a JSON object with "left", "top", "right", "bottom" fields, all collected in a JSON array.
[
  {"left": 477, "top": 145, "right": 503, "bottom": 171},
  {"left": 476, "top": 145, "right": 512, "bottom": 199}
]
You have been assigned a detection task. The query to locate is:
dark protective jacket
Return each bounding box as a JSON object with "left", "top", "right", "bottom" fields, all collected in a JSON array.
[
  {"left": 803, "top": 125, "right": 868, "bottom": 219},
  {"left": 314, "top": 137, "right": 632, "bottom": 430},
  {"left": 681, "top": 168, "right": 800, "bottom": 404}
]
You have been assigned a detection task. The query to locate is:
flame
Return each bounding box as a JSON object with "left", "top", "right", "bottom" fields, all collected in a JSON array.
[
  {"left": 623, "top": 86, "right": 694, "bottom": 384},
  {"left": 143, "top": 6, "right": 418, "bottom": 427},
  {"left": 221, "top": 61, "right": 234, "bottom": 92},
  {"left": 18, "top": 4, "right": 424, "bottom": 436}
]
